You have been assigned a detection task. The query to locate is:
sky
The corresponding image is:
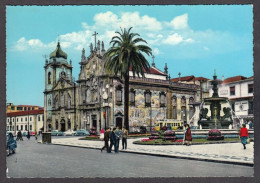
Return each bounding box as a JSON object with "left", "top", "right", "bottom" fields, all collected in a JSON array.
[{"left": 6, "top": 5, "right": 253, "bottom": 106}]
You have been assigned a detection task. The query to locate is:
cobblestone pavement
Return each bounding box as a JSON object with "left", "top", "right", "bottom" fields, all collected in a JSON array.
[{"left": 48, "top": 137, "right": 254, "bottom": 165}]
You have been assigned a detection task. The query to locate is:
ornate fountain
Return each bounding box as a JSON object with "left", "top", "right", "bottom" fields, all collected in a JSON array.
[{"left": 198, "top": 72, "right": 233, "bottom": 129}]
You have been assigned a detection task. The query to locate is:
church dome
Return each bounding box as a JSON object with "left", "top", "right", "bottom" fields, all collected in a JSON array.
[{"left": 50, "top": 42, "right": 67, "bottom": 59}]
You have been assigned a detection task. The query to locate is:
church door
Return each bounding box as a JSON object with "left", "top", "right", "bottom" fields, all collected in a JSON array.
[
  {"left": 92, "top": 115, "right": 97, "bottom": 128},
  {"left": 116, "top": 117, "right": 123, "bottom": 129},
  {"left": 60, "top": 120, "right": 65, "bottom": 131}
]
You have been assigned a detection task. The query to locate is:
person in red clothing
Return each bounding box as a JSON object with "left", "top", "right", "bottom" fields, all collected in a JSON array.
[
  {"left": 184, "top": 124, "right": 192, "bottom": 146},
  {"left": 239, "top": 124, "right": 249, "bottom": 149}
]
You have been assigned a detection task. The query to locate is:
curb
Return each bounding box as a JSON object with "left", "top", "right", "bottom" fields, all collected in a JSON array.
[{"left": 38, "top": 141, "right": 254, "bottom": 167}]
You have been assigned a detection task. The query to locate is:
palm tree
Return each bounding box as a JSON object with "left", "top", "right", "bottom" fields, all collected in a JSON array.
[{"left": 104, "top": 27, "right": 152, "bottom": 131}]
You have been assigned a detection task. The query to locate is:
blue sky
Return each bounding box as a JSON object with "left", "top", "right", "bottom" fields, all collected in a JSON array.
[{"left": 6, "top": 5, "right": 253, "bottom": 106}]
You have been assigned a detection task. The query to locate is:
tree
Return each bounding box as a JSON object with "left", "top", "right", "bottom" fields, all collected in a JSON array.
[{"left": 104, "top": 27, "right": 152, "bottom": 131}]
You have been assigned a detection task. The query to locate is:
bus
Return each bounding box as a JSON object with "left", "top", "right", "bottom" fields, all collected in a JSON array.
[{"left": 154, "top": 120, "right": 184, "bottom": 131}]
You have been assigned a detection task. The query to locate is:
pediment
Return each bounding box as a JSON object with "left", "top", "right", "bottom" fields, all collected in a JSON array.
[{"left": 53, "top": 78, "right": 74, "bottom": 90}]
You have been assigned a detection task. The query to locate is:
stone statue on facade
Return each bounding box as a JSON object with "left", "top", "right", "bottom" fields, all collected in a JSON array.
[
  {"left": 97, "top": 40, "right": 100, "bottom": 50},
  {"left": 90, "top": 43, "right": 93, "bottom": 52}
]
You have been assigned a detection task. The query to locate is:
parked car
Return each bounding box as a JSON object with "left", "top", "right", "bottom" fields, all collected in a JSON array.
[
  {"left": 51, "top": 130, "right": 64, "bottom": 136},
  {"left": 75, "top": 129, "right": 90, "bottom": 136},
  {"left": 22, "top": 131, "right": 36, "bottom": 136},
  {"left": 63, "top": 129, "right": 76, "bottom": 136}
]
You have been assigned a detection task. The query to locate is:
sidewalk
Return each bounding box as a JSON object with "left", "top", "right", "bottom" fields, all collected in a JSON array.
[{"left": 42, "top": 137, "right": 254, "bottom": 166}]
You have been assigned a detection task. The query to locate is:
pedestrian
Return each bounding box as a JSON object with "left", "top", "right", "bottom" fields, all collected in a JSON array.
[
  {"left": 35, "top": 133, "right": 38, "bottom": 140},
  {"left": 6, "top": 133, "right": 17, "bottom": 156},
  {"left": 109, "top": 128, "right": 116, "bottom": 153},
  {"left": 249, "top": 120, "right": 253, "bottom": 129},
  {"left": 184, "top": 124, "right": 192, "bottom": 146},
  {"left": 115, "top": 126, "right": 122, "bottom": 153},
  {"left": 162, "top": 124, "right": 167, "bottom": 131},
  {"left": 101, "top": 128, "right": 110, "bottom": 152},
  {"left": 27, "top": 132, "right": 30, "bottom": 140},
  {"left": 122, "top": 127, "right": 128, "bottom": 150},
  {"left": 239, "top": 124, "right": 249, "bottom": 149},
  {"left": 17, "top": 130, "right": 23, "bottom": 141}
]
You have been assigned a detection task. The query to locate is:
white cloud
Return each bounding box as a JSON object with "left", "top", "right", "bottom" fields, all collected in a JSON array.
[
  {"left": 162, "top": 33, "right": 194, "bottom": 45},
  {"left": 12, "top": 10, "right": 240, "bottom": 59},
  {"left": 170, "top": 13, "right": 189, "bottom": 30}
]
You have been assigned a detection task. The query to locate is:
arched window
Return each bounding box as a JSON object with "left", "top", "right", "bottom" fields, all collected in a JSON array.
[
  {"left": 144, "top": 90, "right": 151, "bottom": 107},
  {"left": 160, "top": 92, "right": 166, "bottom": 107},
  {"left": 116, "top": 85, "right": 123, "bottom": 105},
  {"left": 61, "top": 93, "right": 65, "bottom": 107},
  {"left": 189, "top": 97, "right": 194, "bottom": 104},
  {"left": 68, "top": 94, "right": 71, "bottom": 108},
  {"left": 48, "top": 72, "right": 51, "bottom": 84},
  {"left": 130, "top": 88, "right": 135, "bottom": 106},
  {"left": 181, "top": 96, "right": 186, "bottom": 106},
  {"left": 48, "top": 98, "right": 52, "bottom": 106},
  {"left": 55, "top": 96, "right": 59, "bottom": 109}
]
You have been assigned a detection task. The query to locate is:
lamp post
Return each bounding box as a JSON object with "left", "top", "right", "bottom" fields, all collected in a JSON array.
[{"left": 28, "top": 110, "right": 30, "bottom": 137}]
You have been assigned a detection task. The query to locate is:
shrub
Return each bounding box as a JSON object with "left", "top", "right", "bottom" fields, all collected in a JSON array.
[
  {"left": 163, "top": 136, "right": 177, "bottom": 141},
  {"left": 149, "top": 136, "right": 160, "bottom": 139},
  {"left": 164, "top": 130, "right": 175, "bottom": 136}
]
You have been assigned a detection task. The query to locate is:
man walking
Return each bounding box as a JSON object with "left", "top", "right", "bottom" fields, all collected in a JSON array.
[
  {"left": 17, "top": 130, "right": 23, "bottom": 141},
  {"left": 108, "top": 128, "right": 116, "bottom": 153},
  {"left": 115, "top": 126, "right": 122, "bottom": 153},
  {"left": 101, "top": 128, "right": 110, "bottom": 152}
]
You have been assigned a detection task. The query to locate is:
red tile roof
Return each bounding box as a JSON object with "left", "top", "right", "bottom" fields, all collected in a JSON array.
[
  {"left": 192, "top": 77, "right": 209, "bottom": 81},
  {"left": 171, "top": 75, "right": 195, "bottom": 82},
  {"left": 129, "top": 66, "right": 166, "bottom": 76},
  {"left": 222, "top": 76, "right": 247, "bottom": 84},
  {"left": 7, "top": 109, "right": 44, "bottom": 117}
]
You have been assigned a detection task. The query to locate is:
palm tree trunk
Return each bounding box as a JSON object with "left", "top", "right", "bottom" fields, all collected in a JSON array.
[{"left": 124, "top": 73, "right": 129, "bottom": 131}]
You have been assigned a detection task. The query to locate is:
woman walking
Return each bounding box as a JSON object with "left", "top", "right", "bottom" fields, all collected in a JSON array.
[
  {"left": 7, "top": 133, "right": 17, "bottom": 156},
  {"left": 184, "top": 124, "right": 192, "bottom": 146},
  {"left": 240, "top": 124, "right": 249, "bottom": 149}
]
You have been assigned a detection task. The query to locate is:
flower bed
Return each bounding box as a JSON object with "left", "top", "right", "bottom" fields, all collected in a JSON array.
[
  {"left": 207, "top": 129, "right": 224, "bottom": 140},
  {"left": 141, "top": 139, "right": 154, "bottom": 142}
]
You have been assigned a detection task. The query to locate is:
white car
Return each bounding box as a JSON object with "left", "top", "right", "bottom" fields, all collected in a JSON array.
[{"left": 63, "top": 129, "right": 76, "bottom": 136}]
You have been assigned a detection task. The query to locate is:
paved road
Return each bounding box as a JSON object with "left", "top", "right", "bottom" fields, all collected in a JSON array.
[{"left": 6, "top": 137, "right": 253, "bottom": 178}]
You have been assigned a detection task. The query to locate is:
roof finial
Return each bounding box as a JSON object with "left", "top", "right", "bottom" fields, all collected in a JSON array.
[
  {"left": 164, "top": 63, "right": 168, "bottom": 74},
  {"left": 178, "top": 72, "right": 181, "bottom": 82},
  {"left": 152, "top": 55, "right": 155, "bottom": 67}
]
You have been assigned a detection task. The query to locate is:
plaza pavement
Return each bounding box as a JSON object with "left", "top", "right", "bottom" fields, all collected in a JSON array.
[{"left": 40, "top": 137, "right": 254, "bottom": 166}]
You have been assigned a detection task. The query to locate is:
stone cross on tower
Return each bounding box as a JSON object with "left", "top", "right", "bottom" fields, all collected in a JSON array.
[
  {"left": 92, "top": 31, "right": 98, "bottom": 50},
  {"left": 178, "top": 72, "right": 181, "bottom": 82},
  {"left": 152, "top": 55, "right": 155, "bottom": 67}
]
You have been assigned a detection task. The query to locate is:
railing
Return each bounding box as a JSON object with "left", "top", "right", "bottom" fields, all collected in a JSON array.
[{"left": 130, "top": 76, "right": 200, "bottom": 89}]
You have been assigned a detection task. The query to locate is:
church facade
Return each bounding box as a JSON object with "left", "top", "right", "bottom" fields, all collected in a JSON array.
[{"left": 43, "top": 40, "right": 200, "bottom": 133}]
